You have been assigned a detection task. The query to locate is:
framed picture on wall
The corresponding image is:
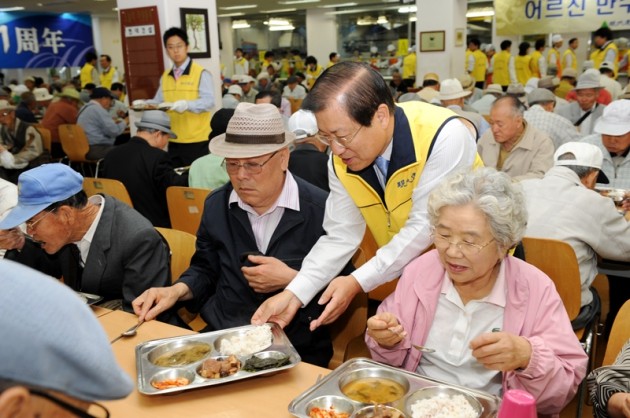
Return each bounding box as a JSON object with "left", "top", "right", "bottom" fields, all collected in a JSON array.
[
  {"left": 180, "top": 8, "right": 210, "bottom": 58},
  {"left": 419, "top": 31, "right": 445, "bottom": 52},
  {"left": 455, "top": 28, "right": 465, "bottom": 47}
]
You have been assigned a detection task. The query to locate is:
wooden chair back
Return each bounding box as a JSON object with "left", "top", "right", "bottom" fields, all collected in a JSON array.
[
  {"left": 36, "top": 126, "right": 52, "bottom": 153},
  {"left": 83, "top": 177, "right": 133, "bottom": 207},
  {"left": 603, "top": 300, "right": 630, "bottom": 366},
  {"left": 521, "top": 237, "right": 582, "bottom": 321},
  {"left": 166, "top": 186, "right": 210, "bottom": 235},
  {"left": 58, "top": 124, "right": 91, "bottom": 162},
  {"left": 288, "top": 98, "right": 303, "bottom": 114}
]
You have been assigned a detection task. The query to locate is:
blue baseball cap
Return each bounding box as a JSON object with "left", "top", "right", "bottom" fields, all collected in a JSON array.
[
  {"left": 0, "top": 164, "right": 83, "bottom": 229},
  {"left": 0, "top": 259, "right": 133, "bottom": 401}
]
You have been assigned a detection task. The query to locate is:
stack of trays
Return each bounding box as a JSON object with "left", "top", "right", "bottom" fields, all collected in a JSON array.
[
  {"left": 289, "top": 358, "right": 499, "bottom": 418},
  {"left": 135, "top": 323, "right": 301, "bottom": 395}
]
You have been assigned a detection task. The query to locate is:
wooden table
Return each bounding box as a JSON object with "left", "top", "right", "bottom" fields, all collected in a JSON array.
[{"left": 97, "top": 310, "right": 330, "bottom": 417}]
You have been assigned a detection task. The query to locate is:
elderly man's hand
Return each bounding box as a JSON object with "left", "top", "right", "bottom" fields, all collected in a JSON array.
[
  {"left": 251, "top": 289, "right": 302, "bottom": 328},
  {"left": 0, "top": 228, "right": 25, "bottom": 251},
  {"left": 309, "top": 275, "right": 362, "bottom": 331},
  {"left": 241, "top": 255, "right": 297, "bottom": 293},
  {"left": 132, "top": 282, "right": 191, "bottom": 322},
  {"left": 367, "top": 312, "right": 405, "bottom": 348},
  {"left": 470, "top": 331, "right": 532, "bottom": 372},
  {"left": 607, "top": 393, "right": 630, "bottom": 417}
]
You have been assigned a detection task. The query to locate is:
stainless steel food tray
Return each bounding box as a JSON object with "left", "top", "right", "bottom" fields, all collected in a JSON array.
[
  {"left": 136, "top": 322, "right": 301, "bottom": 395},
  {"left": 288, "top": 358, "right": 500, "bottom": 418}
]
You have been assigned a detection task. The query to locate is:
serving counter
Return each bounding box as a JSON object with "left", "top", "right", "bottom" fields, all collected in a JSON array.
[{"left": 96, "top": 309, "right": 330, "bottom": 417}]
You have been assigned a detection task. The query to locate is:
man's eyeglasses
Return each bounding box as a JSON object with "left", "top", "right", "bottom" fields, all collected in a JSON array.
[
  {"left": 166, "top": 43, "right": 186, "bottom": 51},
  {"left": 25, "top": 208, "right": 56, "bottom": 230},
  {"left": 222, "top": 151, "right": 278, "bottom": 175},
  {"left": 317, "top": 125, "right": 363, "bottom": 149},
  {"left": 30, "top": 389, "right": 110, "bottom": 418},
  {"left": 431, "top": 230, "right": 495, "bottom": 256}
]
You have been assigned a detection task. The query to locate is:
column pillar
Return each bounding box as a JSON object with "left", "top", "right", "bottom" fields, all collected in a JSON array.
[
  {"left": 305, "top": 8, "right": 337, "bottom": 67},
  {"left": 415, "top": 0, "right": 467, "bottom": 81}
]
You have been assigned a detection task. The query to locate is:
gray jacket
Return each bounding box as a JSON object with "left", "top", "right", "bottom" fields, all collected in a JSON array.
[{"left": 555, "top": 101, "right": 605, "bottom": 136}]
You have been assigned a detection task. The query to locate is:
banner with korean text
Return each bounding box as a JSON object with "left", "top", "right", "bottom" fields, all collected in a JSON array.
[
  {"left": 0, "top": 12, "right": 94, "bottom": 69},
  {"left": 495, "top": 0, "right": 630, "bottom": 35}
]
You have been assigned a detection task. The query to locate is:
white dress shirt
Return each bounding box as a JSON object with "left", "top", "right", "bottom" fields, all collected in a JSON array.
[
  {"left": 286, "top": 119, "right": 477, "bottom": 304},
  {"left": 75, "top": 195, "right": 105, "bottom": 265}
]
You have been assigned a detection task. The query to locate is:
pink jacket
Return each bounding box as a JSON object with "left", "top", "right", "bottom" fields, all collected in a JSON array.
[{"left": 366, "top": 250, "right": 588, "bottom": 417}]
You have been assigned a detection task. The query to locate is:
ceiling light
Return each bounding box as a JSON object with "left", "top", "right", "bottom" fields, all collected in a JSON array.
[
  {"left": 409, "top": 16, "right": 416, "bottom": 22},
  {"left": 218, "top": 12, "right": 245, "bottom": 17},
  {"left": 398, "top": 5, "right": 416, "bottom": 13},
  {"left": 232, "top": 20, "right": 251, "bottom": 29},
  {"left": 357, "top": 17, "right": 375, "bottom": 25},
  {"left": 377, "top": 15, "right": 388, "bottom": 24},
  {"left": 220, "top": 4, "right": 257, "bottom": 10},
  {"left": 466, "top": 9, "right": 495, "bottom": 18},
  {"left": 260, "top": 8, "right": 297, "bottom": 13},
  {"left": 0, "top": 6, "right": 25, "bottom": 11},
  {"left": 318, "top": 2, "right": 357, "bottom": 8},
  {"left": 269, "top": 25, "right": 295, "bottom": 31},
  {"left": 267, "top": 18, "right": 291, "bottom": 25},
  {"left": 278, "top": 0, "right": 319, "bottom": 4}
]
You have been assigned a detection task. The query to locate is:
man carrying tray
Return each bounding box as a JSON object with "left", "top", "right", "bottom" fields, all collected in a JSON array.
[{"left": 133, "top": 103, "right": 352, "bottom": 367}]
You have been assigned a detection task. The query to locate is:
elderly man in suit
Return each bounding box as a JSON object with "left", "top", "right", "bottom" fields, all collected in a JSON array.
[
  {"left": 0, "top": 163, "right": 171, "bottom": 313},
  {"left": 555, "top": 69, "right": 606, "bottom": 135}
]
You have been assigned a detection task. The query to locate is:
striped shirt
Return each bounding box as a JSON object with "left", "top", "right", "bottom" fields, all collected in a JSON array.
[{"left": 229, "top": 171, "right": 300, "bottom": 253}]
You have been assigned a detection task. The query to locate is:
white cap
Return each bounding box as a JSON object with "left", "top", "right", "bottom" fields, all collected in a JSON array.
[
  {"left": 554, "top": 142, "right": 609, "bottom": 183},
  {"left": 257, "top": 71, "right": 270, "bottom": 81},
  {"left": 288, "top": 109, "right": 318, "bottom": 139},
  {"left": 438, "top": 79, "right": 471, "bottom": 100},
  {"left": 552, "top": 34, "right": 563, "bottom": 43},
  {"left": 238, "top": 75, "right": 255, "bottom": 84},
  {"left": 594, "top": 100, "right": 630, "bottom": 136},
  {"left": 227, "top": 84, "right": 243, "bottom": 96},
  {"left": 387, "top": 44, "right": 396, "bottom": 52}
]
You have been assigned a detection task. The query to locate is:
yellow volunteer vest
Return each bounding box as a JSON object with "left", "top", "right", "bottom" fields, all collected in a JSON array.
[
  {"left": 472, "top": 50, "right": 488, "bottom": 82},
  {"left": 234, "top": 57, "right": 247, "bottom": 75},
  {"left": 161, "top": 61, "right": 211, "bottom": 144},
  {"left": 333, "top": 102, "right": 483, "bottom": 247},
  {"left": 530, "top": 51, "right": 542, "bottom": 77},
  {"left": 306, "top": 64, "right": 323, "bottom": 89},
  {"left": 493, "top": 51, "right": 511, "bottom": 86},
  {"left": 402, "top": 52, "right": 416, "bottom": 80},
  {"left": 80, "top": 63, "right": 96, "bottom": 88},
  {"left": 515, "top": 55, "right": 533, "bottom": 85},
  {"left": 99, "top": 67, "right": 116, "bottom": 89},
  {"left": 591, "top": 42, "right": 619, "bottom": 78},
  {"left": 293, "top": 55, "right": 304, "bottom": 72},
  {"left": 562, "top": 49, "right": 577, "bottom": 70},
  {"left": 547, "top": 48, "right": 562, "bottom": 77}
]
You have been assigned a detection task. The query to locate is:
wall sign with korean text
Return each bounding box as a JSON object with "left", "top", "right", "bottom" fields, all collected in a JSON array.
[
  {"left": 496, "top": 0, "right": 630, "bottom": 35},
  {"left": 0, "top": 12, "right": 94, "bottom": 69}
]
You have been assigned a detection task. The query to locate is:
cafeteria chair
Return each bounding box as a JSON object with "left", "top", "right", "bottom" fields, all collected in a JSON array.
[
  {"left": 166, "top": 186, "right": 211, "bottom": 235},
  {"left": 83, "top": 177, "right": 133, "bottom": 207},
  {"left": 603, "top": 299, "right": 630, "bottom": 366},
  {"left": 58, "top": 123, "right": 102, "bottom": 177},
  {"left": 155, "top": 227, "right": 206, "bottom": 331},
  {"left": 288, "top": 97, "right": 303, "bottom": 114},
  {"left": 35, "top": 125, "right": 52, "bottom": 155},
  {"left": 521, "top": 236, "right": 601, "bottom": 418}
]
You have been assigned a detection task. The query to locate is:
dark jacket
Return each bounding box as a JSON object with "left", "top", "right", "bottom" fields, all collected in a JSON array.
[
  {"left": 288, "top": 143, "right": 330, "bottom": 192},
  {"left": 7, "top": 195, "right": 171, "bottom": 312},
  {"left": 178, "top": 175, "right": 349, "bottom": 367},
  {"left": 102, "top": 137, "right": 188, "bottom": 227}
]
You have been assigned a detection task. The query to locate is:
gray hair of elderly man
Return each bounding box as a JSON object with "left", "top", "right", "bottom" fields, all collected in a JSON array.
[
  {"left": 492, "top": 95, "right": 526, "bottom": 118},
  {"left": 427, "top": 167, "right": 528, "bottom": 251}
]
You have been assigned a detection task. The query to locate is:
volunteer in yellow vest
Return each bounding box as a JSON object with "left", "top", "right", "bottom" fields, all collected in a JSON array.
[
  {"left": 144, "top": 27, "right": 215, "bottom": 167},
  {"left": 591, "top": 26, "right": 619, "bottom": 79},
  {"left": 99, "top": 54, "right": 119, "bottom": 89},
  {"left": 547, "top": 34, "right": 563, "bottom": 77},
  {"left": 79, "top": 51, "right": 98, "bottom": 88},
  {"left": 401, "top": 47, "right": 416, "bottom": 82},
  {"left": 327, "top": 52, "right": 340, "bottom": 69},
  {"left": 233, "top": 48, "right": 249, "bottom": 77},
  {"left": 531, "top": 39, "right": 547, "bottom": 78},
  {"left": 494, "top": 40, "right": 517, "bottom": 91},
  {"left": 261, "top": 51, "right": 275, "bottom": 74},
  {"left": 562, "top": 38, "right": 579, "bottom": 71},
  {"left": 305, "top": 56, "right": 324, "bottom": 90},
  {"left": 515, "top": 42, "right": 533, "bottom": 85},
  {"left": 466, "top": 38, "right": 488, "bottom": 89},
  {"left": 252, "top": 61, "right": 480, "bottom": 331}
]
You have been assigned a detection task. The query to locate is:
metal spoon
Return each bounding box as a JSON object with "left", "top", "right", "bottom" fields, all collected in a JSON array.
[{"left": 110, "top": 320, "right": 144, "bottom": 344}]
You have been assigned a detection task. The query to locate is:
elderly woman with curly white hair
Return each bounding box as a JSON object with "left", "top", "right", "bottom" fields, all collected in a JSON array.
[{"left": 366, "top": 168, "right": 587, "bottom": 417}]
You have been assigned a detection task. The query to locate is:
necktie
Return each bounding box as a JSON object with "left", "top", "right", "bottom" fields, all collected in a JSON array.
[
  {"left": 68, "top": 244, "right": 84, "bottom": 290},
  {"left": 375, "top": 155, "right": 389, "bottom": 188},
  {"left": 174, "top": 67, "right": 183, "bottom": 80}
]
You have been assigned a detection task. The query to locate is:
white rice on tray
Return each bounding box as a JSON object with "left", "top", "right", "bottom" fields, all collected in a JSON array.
[
  {"left": 410, "top": 394, "right": 477, "bottom": 418},
  {"left": 219, "top": 324, "right": 273, "bottom": 356}
]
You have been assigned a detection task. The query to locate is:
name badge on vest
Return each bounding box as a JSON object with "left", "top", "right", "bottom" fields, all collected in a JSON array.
[{"left": 396, "top": 172, "right": 416, "bottom": 188}]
